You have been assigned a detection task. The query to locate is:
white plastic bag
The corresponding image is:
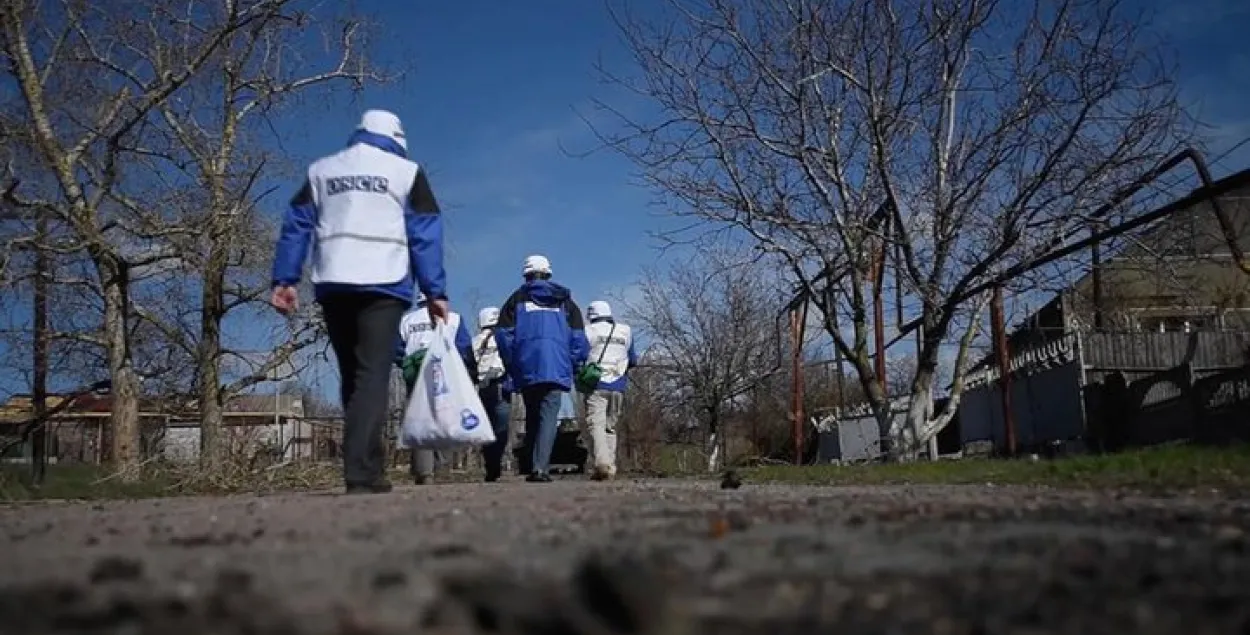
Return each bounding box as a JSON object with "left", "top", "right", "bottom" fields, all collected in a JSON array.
[{"left": 401, "top": 322, "right": 496, "bottom": 450}]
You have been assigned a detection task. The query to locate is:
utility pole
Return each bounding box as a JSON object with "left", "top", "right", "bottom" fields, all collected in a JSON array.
[
  {"left": 31, "top": 212, "right": 49, "bottom": 485},
  {"left": 790, "top": 302, "right": 807, "bottom": 465},
  {"left": 989, "top": 286, "right": 1017, "bottom": 456}
]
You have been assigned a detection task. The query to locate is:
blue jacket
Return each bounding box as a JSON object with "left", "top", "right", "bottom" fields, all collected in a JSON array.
[
  {"left": 392, "top": 307, "right": 478, "bottom": 381},
  {"left": 494, "top": 279, "right": 590, "bottom": 391},
  {"left": 270, "top": 130, "right": 447, "bottom": 306}
]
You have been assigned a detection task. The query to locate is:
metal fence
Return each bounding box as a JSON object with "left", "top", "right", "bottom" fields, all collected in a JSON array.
[
  {"left": 959, "top": 330, "right": 1250, "bottom": 453},
  {"left": 1085, "top": 362, "right": 1250, "bottom": 450}
]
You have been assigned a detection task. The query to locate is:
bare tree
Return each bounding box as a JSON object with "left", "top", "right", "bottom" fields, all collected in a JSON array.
[
  {"left": 620, "top": 248, "right": 780, "bottom": 471},
  {"left": 127, "top": 5, "right": 385, "bottom": 468},
  {"left": 592, "top": 0, "right": 1195, "bottom": 458},
  {"left": 0, "top": 0, "right": 389, "bottom": 477}
]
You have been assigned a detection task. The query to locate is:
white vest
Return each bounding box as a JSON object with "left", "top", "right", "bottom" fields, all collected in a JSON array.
[
  {"left": 399, "top": 307, "right": 462, "bottom": 357},
  {"left": 307, "top": 144, "right": 420, "bottom": 285},
  {"left": 585, "top": 320, "right": 633, "bottom": 383},
  {"left": 472, "top": 330, "right": 506, "bottom": 382}
]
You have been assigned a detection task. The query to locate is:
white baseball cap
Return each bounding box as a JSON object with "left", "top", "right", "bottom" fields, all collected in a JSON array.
[
  {"left": 357, "top": 109, "right": 407, "bottom": 151},
  {"left": 587, "top": 300, "right": 612, "bottom": 320},
  {"left": 522, "top": 254, "right": 552, "bottom": 277},
  {"left": 479, "top": 307, "right": 500, "bottom": 329}
]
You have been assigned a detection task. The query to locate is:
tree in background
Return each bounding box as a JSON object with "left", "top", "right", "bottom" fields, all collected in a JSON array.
[
  {"left": 594, "top": 0, "right": 1196, "bottom": 459},
  {"left": 0, "top": 0, "right": 390, "bottom": 477},
  {"left": 128, "top": 4, "right": 385, "bottom": 469},
  {"left": 619, "top": 247, "right": 781, "bottom": 471}
]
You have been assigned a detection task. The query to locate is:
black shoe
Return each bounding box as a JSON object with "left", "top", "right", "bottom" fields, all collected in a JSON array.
[
  {"left": 485, "top": 470, "right": 501, "bottom": 483},
  {"left": 525, "top": 471, "right": 552, "bottom": 483},
  {"left": 345, "top": 479, "right": 393, "bottom": 495},
  {"left": 413, "top": 474, "right": 432, "bottom": 485}
]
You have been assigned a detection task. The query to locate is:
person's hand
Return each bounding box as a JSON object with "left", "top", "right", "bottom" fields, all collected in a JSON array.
[
  {"left": 427, "top": 298, "right": 450, "bottom": 323},
  {"left": 271, "top": 285, "right": 299, "bottom": 315}
]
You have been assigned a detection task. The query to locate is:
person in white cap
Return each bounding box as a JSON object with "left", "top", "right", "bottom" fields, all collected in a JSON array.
[
  {"left": 270, "top": 109, "right": 451, "bottom": 495},
  {"left": 394, "top": 292, "right": 477, "bottom": 484},
  {"left": 473, "top": 306, "right": 513, "bottom": 482},
  {"left": 494, "top": 255, "right": 590, "bottom": 483},
  {"left": 577, "top": 300, "right": 638, "bottom": 480}
]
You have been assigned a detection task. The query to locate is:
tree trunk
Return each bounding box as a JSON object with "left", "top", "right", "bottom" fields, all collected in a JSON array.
[
  {"left": 98, "top": 254, "right": 141, "bottom": 480},
  {"left": 864, "top": 379, "right": 898, "bottom": 462},
  {"left": 705, "top": 408, "right": 721, "bottom": 472},
  {"left": 198, "top": 240, "right": 228, "bottom": 469},
  {"left": 899, "top": 378, "right": 936, "bottom": 461}
]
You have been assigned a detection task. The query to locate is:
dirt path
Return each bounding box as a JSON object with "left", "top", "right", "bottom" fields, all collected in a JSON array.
[{"left": 1, "top": 478, "right": 1248, "bottom": 634}]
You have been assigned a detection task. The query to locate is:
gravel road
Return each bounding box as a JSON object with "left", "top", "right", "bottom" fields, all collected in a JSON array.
[{"left": 1, "top": 477, "right": 1248, "bottom": 635}]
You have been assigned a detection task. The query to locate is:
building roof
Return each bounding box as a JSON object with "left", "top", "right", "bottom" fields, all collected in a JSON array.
[
  {"left": 967, "top": 165, "right": 1250, "bottom": 373},
  {"left": 0, "top": 391, "right": 302, "bottom": 424}
]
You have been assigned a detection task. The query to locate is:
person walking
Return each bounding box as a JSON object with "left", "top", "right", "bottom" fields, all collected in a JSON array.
[
  {"left": 395, "top": 292, "right": 477, "bottom": 484},
  {"left": 578, "top": 300, "right": 638, "bottom": 481},
  {"left": 473, "top": 307, "right": 513, "bottom": 482},
  {"left": 270, "top": 109, "right": 449, "bottom": 495},
  {"left": 494, "top": 255, "right": 589, "bottom": 483}
]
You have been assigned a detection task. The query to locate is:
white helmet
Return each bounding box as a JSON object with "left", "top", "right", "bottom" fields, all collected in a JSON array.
[
  {"left": 587, "top": 300, "right": 612, "bottom": 320},
  {"left": 522, "top": 254, "right": 552, "bottom": 277},
  {"left": 479, "top": 307, "right": 500, "bottom": 329},
  {"left": 357, "top": 109, "right": 407, "bottom": 151}
]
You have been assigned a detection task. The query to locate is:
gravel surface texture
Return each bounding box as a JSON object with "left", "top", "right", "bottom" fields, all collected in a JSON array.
[{"left": 1, "top": 478, "right": 1249, "bottom": 634}]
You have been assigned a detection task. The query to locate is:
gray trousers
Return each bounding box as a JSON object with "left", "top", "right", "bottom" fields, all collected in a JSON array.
[
  {"left": 411, "top": 447, "right": 442, "bottom": 478},
  {"left": 582, "top": 389, "right": 624, "bottom": 473},
  {"left": 322, "top": 293, "right": 406, "bottom": 488},
  {"left": 402, "top": 369, "right": 443, "bottom": 478}
]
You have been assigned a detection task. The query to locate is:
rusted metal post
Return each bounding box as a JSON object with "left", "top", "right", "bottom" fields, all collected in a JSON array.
[
  {"left": 826, "top": 287, "right": 847, "bottom": 405},
  {"left": 31, "top": 212, "right": 49, "bottom": 486},
  {"left": 873, "top": 242, "right": 889, "bottom": 396},
  {"left": 989, "top": 286, "right": 1017, "bottom": 456},
  {"left": 1091, "top": 223, "right": 1104, "bottom": 330},
  {"left": 790, "top": 305, "right": 806, "bottom": 465}
]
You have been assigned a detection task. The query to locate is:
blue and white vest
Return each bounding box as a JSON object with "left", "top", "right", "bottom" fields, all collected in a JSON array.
[{"left": 307, "top": 144, "right": 420, "bottom": 286}]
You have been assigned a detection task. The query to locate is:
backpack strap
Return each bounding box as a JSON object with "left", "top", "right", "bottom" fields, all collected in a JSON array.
[{"left": 595, "top": 322, "right": 617, "bottom": 365}]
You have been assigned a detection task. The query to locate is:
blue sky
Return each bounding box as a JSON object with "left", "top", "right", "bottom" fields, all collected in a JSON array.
[
  {"left": 274, "top": 1, "right": 681, "bottom": 314},
  {"left": 327, "top": 0, "right": 1250, "bottom": 317},
  {"left": 3, "top": 0, "right": 1249, "bottom": 401},
  {"left": 286, "top": 0, "right": 1250, "bottom": 394}
]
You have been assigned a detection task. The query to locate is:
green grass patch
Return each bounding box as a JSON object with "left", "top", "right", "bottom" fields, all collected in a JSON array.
[
  {"left": 0, "top": 463, "right": 171, "bottom": 501},
  {"left": 745, "top": 444, "right": 1250, "bottom": 491}
]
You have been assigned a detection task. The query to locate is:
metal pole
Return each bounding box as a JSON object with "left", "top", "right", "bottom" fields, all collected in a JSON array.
[
  {"left": 873, "top": 240, "right": 888, "bottom": 396},
  {"left": 31, "top": 212, "right": 49, "bottom": 486},
  {"left": 790, "top": 307, "right": 806, "bottom": 465},
  {"left": 894, "top": 241, "right": 906, "bottom": 329},
  {"left": 825, "top": 286, "right": 848, "bottom": 406},
  {"left": 1091, "top": 223, "right": 1104, "bottom": 330},
  {"left": 273, "top": 368, "right": 282, "bottom": 461},
  {"left": 990, "top": 286, "right": 1017, "bottom": 456}
]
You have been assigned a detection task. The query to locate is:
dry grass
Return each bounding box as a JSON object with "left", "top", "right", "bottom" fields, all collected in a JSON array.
[{"left": 0, "top": 457, "right": 344, "bottom": 501}]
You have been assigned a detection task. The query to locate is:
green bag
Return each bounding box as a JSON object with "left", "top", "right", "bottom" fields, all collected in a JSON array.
[
  {"left": 401, "top": 349, "right": 426, "bottom": 391},
  {"left": 575, "top": 363, "right": 603, "bottom": 394},
  {"left": 575, "top": 322, "right": 616, "bottom": 394}
]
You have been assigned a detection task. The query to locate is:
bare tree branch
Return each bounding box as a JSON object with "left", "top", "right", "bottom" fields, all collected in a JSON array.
[{"left": 591, "top": 0, "right": 1196, "bottom": 459}]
